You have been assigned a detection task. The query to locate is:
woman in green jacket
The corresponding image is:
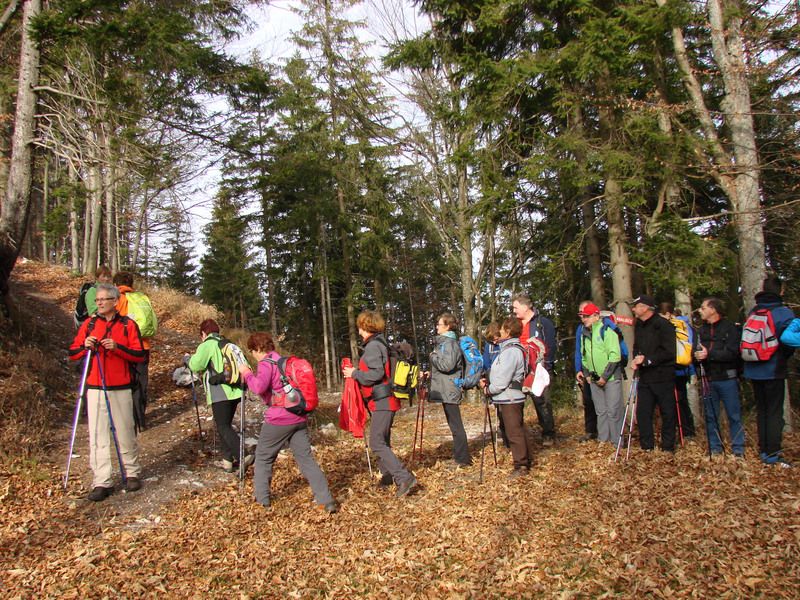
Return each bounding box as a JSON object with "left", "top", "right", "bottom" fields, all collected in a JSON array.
[
  {"left": 187, "top": 319, "right": 253, "bottom": 472},
  {"left": 576, "top": 303, "right": 624, "bottom": 444}
]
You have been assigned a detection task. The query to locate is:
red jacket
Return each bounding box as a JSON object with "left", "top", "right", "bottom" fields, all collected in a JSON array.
[{"left": 69, "top": 314, "right": 145, "bottom": 390}]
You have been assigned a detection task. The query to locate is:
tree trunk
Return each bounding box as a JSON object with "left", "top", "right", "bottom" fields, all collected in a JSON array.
[
  {"left": 0, "top": 0, "right": 42, "bottom": 300},
  {"left": 581, "top": 196, "right": 606, "bottom": 307},
  {"left": 68, "top": 163, "right": 79, "bottom": 271},
  {"left": 85, "top": 163, "right": 103, "bottom": 275},
  {"left": 41, "top": 157, "right": 49, "bottom": 262}
]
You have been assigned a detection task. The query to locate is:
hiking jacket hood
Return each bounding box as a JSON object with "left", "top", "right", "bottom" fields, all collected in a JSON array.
[
  {"left": 429, "top": 331, "right": 464, "bottom": 404},
  {"left": 69, "top": 314, "right": 145, "bottom": 389},
  {"left": 743, "top": 293, "right": 795, "bottom": 380},
  {"left": 487, "top": 337, "right": 526, "bottom": 403},
  {"left": 187, "top": 333, "right": 243, "bottom": 404}
]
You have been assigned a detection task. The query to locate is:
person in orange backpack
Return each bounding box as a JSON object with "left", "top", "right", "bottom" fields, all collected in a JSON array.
[{"left": 113, "top": 271, "right": 153, "bottom": 431}]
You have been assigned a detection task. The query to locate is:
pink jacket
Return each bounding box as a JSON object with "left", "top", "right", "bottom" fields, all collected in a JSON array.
[{"left": 242, "top": 351, "right": 305, "bottom": 426}]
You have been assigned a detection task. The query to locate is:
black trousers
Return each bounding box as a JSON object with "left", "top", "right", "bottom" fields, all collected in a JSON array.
[
  {"left": 212, "top": 399, "right": 243, "bottom": 463},
  {"left": 530, "top": 383, "right": 556, "bottom": 438},
  {"left": 752, "top": 379, "right": 785, "bottom": 456},
  {"left": 582, "top": 382, "right": 597, "bottom": 436},
  {"left": 636, "top": 380, "right": 676, "bottom": 451},
  {"left": 443, "top": 403, "right": 471, "bottom": 465}
]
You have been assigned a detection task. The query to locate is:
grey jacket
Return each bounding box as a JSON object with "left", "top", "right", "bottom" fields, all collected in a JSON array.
[
  {"left": 487, "top": 338, "right": 526, "bottom": 404},
  {"left": 429, "top": 332, "right": 464, "bottom": 404}
]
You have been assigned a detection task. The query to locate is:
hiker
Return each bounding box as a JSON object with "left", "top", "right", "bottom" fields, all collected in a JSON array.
[
  {"left": 512, "top": 293, "right": 557, "bottom": 446},
  {"left": 342, "top": 310, "right": 417, "bottom": 497},
  {"left": 694, "top": 297, "right": 744, "bottom": 457},
  {"left": 73, "top": 265, "right": 113, "bottom": 328},
  {"left": 113, "top": 271, "right": 155, "bottom": 431},
  {"left": 238, "top": 332, "right": 338, "bottom": 513},
  {"left": 659, "top": 302, "right": 697, "bottom": 440},
  {"left": 577, "top": 302, "right": 624, "bottom": 445},
  {"left": 68, "top": 283, "right": 145, "bottom": 501},
  {"left": 630, "top": 294, "right": 678, "bottom": 452},
  {"left": 186, "top": 319, "right": 254, "bottom": 473},
  {"left": 482, "top": 321, "right": 509, "bottom": 449},
  {"left": 479, "top": 316, "right": 532, "bottom": 478},
  {"left": 574, "top": 300, "right": 598, "bottom": 443},
  {"left": 428, "top": 312, "right": 472, "bottom": 467},
  {"left": 742, "top": 276, "right": 795, "bottom": 466}
]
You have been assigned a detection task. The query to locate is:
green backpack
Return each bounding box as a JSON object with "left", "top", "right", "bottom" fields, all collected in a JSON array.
[{"left": 125, "top": 291, "right": 158, "bottom": 338}]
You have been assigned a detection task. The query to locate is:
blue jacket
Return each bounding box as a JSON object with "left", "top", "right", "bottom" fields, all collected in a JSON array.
[
  {"left": 743, "top": 292, "right": 795, "bottom": 380},
  {"left": 482, "top": 341, "right": 501, "bottom": 372},
  {"left": 780, "top": 318, "right": 800, "bottom": 348}
]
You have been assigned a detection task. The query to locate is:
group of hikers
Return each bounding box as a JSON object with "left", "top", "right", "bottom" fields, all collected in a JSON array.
[{"left": 67, "top": 267, "right": 798, "bottom": 509}]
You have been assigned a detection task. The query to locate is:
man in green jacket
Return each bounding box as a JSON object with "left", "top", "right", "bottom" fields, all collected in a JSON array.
[{"left": 576, "top": 302, "right": 624, "bottom": 444}]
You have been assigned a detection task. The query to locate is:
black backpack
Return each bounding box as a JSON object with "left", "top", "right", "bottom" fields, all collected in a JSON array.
[{"left": 73, "top": 282, "right": 94, "bottom": 328}]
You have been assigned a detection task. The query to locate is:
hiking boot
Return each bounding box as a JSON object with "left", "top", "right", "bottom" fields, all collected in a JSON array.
[
  {"left": 87, "top": 486, "right": 113, "bottom": 502},
  {"left": 395, "top": 476, "right": 418, "bottom": 498},
  {"left": 377, "top": 473, "right": 394, "bottom": 488},
  {"left": 542, "top": 436, "right": 555, "bottom": 448},
  {"left": 125, "top": 477, "right": 142, "bottom": 492},
  {"left": 508, "top": 467, "right": 529, "bottom": 480},
  {"left": 242, "top": 454, "right": 255, "bottom": 469},
  {"left": 217, "top": 459, "right": 235, "bottom": 473},
  {"left": 578, "top": 434, "right": 597, "bottom": 443},
  {"left": 324, "top": 500, "right": 340, "bottom": 514}
]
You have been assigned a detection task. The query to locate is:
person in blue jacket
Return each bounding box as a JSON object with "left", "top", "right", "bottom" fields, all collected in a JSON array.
[
  {"left": 743, "top": 275, "right": 795, "bottom": 466},
  {"left": 780, "top": 318, "right": 800, "bottom": 348}
]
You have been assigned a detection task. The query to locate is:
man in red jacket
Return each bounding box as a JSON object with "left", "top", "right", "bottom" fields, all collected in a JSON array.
[{"left": 69, "top": 283, "right": 146, "bottom": 501}]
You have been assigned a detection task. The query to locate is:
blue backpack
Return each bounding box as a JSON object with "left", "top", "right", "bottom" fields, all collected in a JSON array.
[
  {"left": 454, "top": 335, "right": 484, "bottom": 390},
  {"left": 599, "top": 317, "right": 629, "bottom": 367}
]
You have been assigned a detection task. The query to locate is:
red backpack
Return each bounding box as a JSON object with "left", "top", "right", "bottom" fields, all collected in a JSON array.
[
  {"left": 521, "top": 338, "right": 546, "bottom": 388},
  {"left": 267, "top": 356, "right": 319, "bottom": 415},
  {"left": 740, "top": 308, "right": 779, "bottom": 362}
]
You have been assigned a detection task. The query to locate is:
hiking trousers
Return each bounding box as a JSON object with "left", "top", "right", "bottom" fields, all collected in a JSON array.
[
  {"left": 442, "top": 403, "right": 471, "bottom": 465},
  {"left": 589, "top": 379, "right": 623, "bottom": 444},
  {"left": 369, "top": 410, "right": 414, "bottom": 485},
  {"left": 87, "top": 388, "right": 141, "bottom": 488},
  {"left": 253, "top": 421, "right": 334, "bottom": 508},
  {"left": 497, "top": 403, "right": 533, "bottom": 469},
  {"left": 752, "top": 378, "right": 785, "bottom": 457},
  {"left": 635, "top": 380, "right": 676, "bottom": 451},
  {"left": 529, "top": 382, "right": 556, "bottom": 438},
  {"left": 212, "top": 399, "right": 243, "bottom": 463}
]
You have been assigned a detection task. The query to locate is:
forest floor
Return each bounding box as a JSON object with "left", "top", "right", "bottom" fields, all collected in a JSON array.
[{"left": 1, "top": 260, "right": 799, "bottom": 598}]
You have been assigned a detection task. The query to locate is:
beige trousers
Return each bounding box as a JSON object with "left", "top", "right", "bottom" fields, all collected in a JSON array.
[{"left": 86, "top": 388, "right": 141, "bottom": 488}]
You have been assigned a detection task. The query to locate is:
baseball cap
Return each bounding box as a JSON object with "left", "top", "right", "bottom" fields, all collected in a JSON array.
[
  {"left": 630, "top": 294, "right": 656, "bottom": 308},
  {"left": 578, "top": 302, "right": 601, "bottom": 317}
]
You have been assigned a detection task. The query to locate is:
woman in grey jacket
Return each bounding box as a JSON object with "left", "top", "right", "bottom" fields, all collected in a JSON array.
[
  {"left": 429, "top": 313, "right": 471, "bottom": 466},
  {"left": 480, "top": 317, "right": 531, "bottom": 478}
]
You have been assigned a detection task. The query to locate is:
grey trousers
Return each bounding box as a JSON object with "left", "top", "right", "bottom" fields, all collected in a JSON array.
[
  {"left": 589, "top": 379, "right": 624, "bottom": 443},
  {"left": 369, "top": 410, "right": 414, "bottom": 485},
  {"left": 253, "top": 421, "right": 334, "bottom": 507}
]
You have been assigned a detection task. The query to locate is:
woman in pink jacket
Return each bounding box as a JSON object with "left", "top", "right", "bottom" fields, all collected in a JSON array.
[{"left": 238, "top": 332, "right": 338, "bottom": 513}]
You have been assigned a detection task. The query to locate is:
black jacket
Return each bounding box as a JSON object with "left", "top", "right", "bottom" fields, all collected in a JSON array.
[
  {"left": 633, "top": 313, "right": 676, "bottom": 383},
  {"left": 695, "top": 318, "right": 740, "bottom": 381}
]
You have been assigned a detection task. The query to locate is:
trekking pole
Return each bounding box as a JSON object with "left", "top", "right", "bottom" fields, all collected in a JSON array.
[
  {"left": 615, "top": 376, "right": 636, "bottom": 462},
  {"left": 484, "top": 391, "right": 498, "bottom": 466},
  {"left": 625, "top": 376, "right": 639, "bottom": 461},
  {"left": 189, "top": 375, "right": 203, "bottom": 441},
  {"left": 63, "top": 350, "right": 92, "bottom": 490},
  {"left": 94, "top": 350, "right": 128, "bottom": 485},
  {"left": 480, "top": 395, "right": 488, "bottom": 484},
  {"left": 674, "top": 386, "right": 684, "bottom": 447},
  {"left": 239, "top": 394, "right": 246, "bottom": 485},
  {"left": 410, "top": 374, "right": 428, "bottom": 466}
]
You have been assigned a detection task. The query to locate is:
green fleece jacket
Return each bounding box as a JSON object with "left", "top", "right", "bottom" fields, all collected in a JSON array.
[
  {"left": 187, "top": 333, "right": 243, "bottom": 405},
  {"left": 580, "top": 322, "right": 622, "bottom": 381}
]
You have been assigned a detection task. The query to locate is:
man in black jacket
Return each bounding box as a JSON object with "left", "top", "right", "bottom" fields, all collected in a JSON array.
[
  {"left": 631, "top": 294, "right": 677, "bottom": 452},
  {"left": 694, "top": 297, "right": 744, "bottom": 457}
]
